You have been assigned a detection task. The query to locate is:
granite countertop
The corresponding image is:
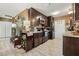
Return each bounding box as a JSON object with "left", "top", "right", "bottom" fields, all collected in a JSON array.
[
  {"left": 33, "top": 31, "right": 43, "bottom": 33},
  {"left": 63, "top": 31, "right": 79, "bottom": 38},
  {"left": 21, "top": 30, "right": 50, "bottom": 36},
  {"left": 33, "top": 30, "right": 50, "bottom": 33}
]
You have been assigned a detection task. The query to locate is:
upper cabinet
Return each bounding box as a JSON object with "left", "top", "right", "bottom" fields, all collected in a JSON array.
[
  {"left": 28, "top": 8, "right": 48, "bottom": 27},
  {"left": 75, "top": 3, "right": 79, "bottom": 20},
  {"left": 47, "top": 16, "right": 54, "bottom": 27}
]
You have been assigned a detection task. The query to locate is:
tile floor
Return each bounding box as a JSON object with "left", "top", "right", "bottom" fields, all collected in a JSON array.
[{"left": 0, "top": 38, "right": 63, "bottom": 56}]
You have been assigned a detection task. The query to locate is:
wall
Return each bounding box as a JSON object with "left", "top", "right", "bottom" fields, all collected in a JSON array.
[
  {"left": 15, "top": 8, "right": 28, "bottom": 21},
  {"left": 0, "top": 17, "right": 12, "bottom": 22},
  {"left": 14, "top": 8, "right": 30, "bottom": 31}
]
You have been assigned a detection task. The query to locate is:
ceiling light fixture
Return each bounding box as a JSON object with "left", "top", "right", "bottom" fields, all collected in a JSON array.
[
  {"left": 51, "top": 11, "right": 60, "bottom": 15},
  {"left": 68, "top": 11, "right": 73, "bottom": 14}
]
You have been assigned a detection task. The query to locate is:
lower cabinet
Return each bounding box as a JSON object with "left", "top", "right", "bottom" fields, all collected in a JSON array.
[
  {"left": 20, "top": 32, "right": 48, "bottom": 52},
  {"left": 48, "top": 31, "right": 52, "bottom": 39},
  {"left": 63, "top": 36, "right": 79, "bottom": 56},
  {"left": 34, "top": 37, "right": 39, "bottom": 47},
  {"left": 27, "top": 36, "right": 33, "bottom": 51},
  {"left": 38, "top": 33, "right": 43, "bottom": 44},
  {"left": 33, "top": 33, "right": 40, "bottom": 47},
  {"left": 33, "top": 32, "right": 43, "bottom": 47}
]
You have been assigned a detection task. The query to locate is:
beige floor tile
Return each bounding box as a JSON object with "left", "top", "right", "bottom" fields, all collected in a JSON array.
[{"left": 0, "top": 38, "right": 63, "bottom": 56}]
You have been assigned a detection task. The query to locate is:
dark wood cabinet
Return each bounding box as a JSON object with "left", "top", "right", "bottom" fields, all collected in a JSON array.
[
  {"left": 28, "top": 8, "right": 48, "bottom": 27},
  {"left": 27, "top": 36, "right": 33, "bottom": 51},
  {"left": 75, "top": 3, "right": 79, "bottom": 20},
  {"left": 47, "top": 16, "right": 54, "bottom": 39},
  {"left": 48, "top": 31, "right": 52, "bottom": 39},
  {"left": 38, "top": 33, "right": 43, "bottom": 44},
  {"left": 33, "top": 32, "right": 43, "bottom": 47},
  {"left": 33, "top": 33, "right": 39, "bottom": 47},
  {"left": 63, "top": 36, "right": 79, "bottom": 56},
  {"left": 47, "top": 16, "right": 54, "bottom": 27}
]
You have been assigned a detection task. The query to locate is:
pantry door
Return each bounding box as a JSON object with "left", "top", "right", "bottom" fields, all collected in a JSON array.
[
  {"left": 0, "top": 21, "right": 12, "bottom": 40},
  {"left": 0, "top": 22, "right": 6, "bottom": 38},
  {"left": 5, "top": 22, "right": 12, "bottom": 38},
  {"left": 55, "top": 20, "right": 65, "bottom": 39}
]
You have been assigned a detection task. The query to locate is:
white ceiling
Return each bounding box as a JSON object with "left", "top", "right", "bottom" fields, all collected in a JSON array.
[{"left": 0, "top": 3, "right": 72, "bottom": 18}]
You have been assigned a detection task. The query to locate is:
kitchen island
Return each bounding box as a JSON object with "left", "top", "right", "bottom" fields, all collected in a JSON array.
[
  {"left": 20, "top": 30, "right": 49, "bottom": 51},
  {"left": 63, "top": 32, "right": 79, "bottom": 56}
]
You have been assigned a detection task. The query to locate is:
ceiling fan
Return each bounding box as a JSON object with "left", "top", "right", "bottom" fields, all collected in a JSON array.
[
  {"left": 5, "top": 15, "right": 13, "bottom": 19},
  {"left": 5, "top": 15, "right": 16, "bottom": 23}
]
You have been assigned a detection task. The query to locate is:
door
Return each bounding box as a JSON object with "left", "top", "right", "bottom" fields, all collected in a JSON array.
[
  {"left": 0, "top": 22, "right": 6, "bottom": 38},
  {"left": 5, "top": 22, "right": 12, "bottom": 38},
  {"left": 0, "top": 21, "right": 12, "bottom": 40},
  {"left": 55, "top": 20, "right": 65, "bottom": 39}
]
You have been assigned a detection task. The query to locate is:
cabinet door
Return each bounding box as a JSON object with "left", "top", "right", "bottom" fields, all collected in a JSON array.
[
  {"left": 75, "top": 3, "right": 79, "bottom": 20},
  {"left": 38, "top": 33, "right": 43, "bottom": 44},
  {"left": 34, "top": 38, "right": 39, "bottom": 47},
  {"left": 33, "top": 33, "right": 39, "bottom": 47},
  {"left": 27, "top": 36, "right": 33, "bottom": 51},
  {"left": 63, "top": 36, "right": 75, "bottom": 56},
  {"left": 39, "top": 37, "right": 43, "bottom": 44},
  {"left": 73, "top": 38, "right": 79, "bottom": 56}
]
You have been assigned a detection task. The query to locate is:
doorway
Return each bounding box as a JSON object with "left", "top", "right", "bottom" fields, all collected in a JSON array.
[
  {"left": 54, "top": 20, "right": 65, "bottom": 39},
  {"left": 0, "top": 21, "right": 12, "bottom": 40}
]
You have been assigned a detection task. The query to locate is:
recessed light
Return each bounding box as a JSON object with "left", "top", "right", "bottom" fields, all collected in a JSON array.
[
  {"left": 51, "top": 11, "right": 60, "bottom": 15},
  {"left": 68, "top": 11, "right": 73, "bottom": 14}
]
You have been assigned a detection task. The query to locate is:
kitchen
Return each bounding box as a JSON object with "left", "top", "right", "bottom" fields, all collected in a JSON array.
[{"left": 0, "top": 3, "right": 78, "bottom": 56}]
